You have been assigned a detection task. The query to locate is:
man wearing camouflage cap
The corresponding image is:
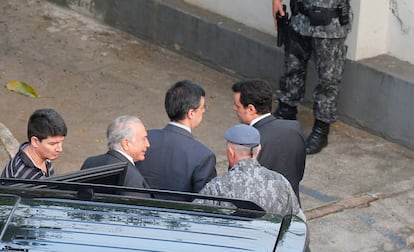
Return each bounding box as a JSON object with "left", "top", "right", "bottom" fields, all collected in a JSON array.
[{"left": 195, "top": 124, "right": 305, "bottom": 219}]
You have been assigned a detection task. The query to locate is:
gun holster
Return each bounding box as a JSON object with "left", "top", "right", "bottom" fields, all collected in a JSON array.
[{"left": 276, "top": 4, "right": 289, "bottom": 47}]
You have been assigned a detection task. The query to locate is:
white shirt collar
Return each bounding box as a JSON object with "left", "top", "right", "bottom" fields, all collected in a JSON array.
[
  {"left": 114, "top": 149, "right": 134, "bottom": 164},
  {"left": 169, "top": 121, "right": 191, "bottom": 133},
  {"left": 250, "top": 113, "right": 271, "bottom": 126}
]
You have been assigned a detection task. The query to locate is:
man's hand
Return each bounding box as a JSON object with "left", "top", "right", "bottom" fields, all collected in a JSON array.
[{"left": 272, "top": 0, "right": 285, "bottom": 31}]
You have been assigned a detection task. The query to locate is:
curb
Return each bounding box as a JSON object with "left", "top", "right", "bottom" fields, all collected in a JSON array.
[
  {"left": 0, "top": 123, "right": 19, "bottom": 159},
  {"left": 304, "top": 193, "right": 380, "bottom": 221}
]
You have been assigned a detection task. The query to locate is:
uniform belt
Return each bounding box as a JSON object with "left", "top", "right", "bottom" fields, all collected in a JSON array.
[{"left": 297, "top": 2, "right": 341, "bottom": 26}]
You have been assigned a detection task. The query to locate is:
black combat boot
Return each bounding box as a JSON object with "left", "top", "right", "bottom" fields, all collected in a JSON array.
[
  {"left": 306, "top": 119, "right": 330, "bottom": 154},
  {"left": 273, "top": 100, "right": 297, "bottom": 120}
]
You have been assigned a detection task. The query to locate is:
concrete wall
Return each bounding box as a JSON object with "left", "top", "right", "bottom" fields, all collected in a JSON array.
[
  {"left": 388, "top": 0, "right": 414, "bottom": 64},
  {"left": 349, "top": 0, "right": 388, "bottom": 61},
  {"left": 184, "top": 0, "right": 414, "bottom": 65},
  {"left": 47, "top": 0, "right": 414, "bottom": 150}
]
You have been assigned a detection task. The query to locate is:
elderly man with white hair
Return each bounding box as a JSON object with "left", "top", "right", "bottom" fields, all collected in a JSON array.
[{"left": 80, "top": 115, "right": 150, "bottom": 194}]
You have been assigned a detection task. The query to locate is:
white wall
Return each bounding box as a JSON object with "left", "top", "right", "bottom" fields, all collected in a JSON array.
[
  {"left": 184, "top": 0, "right": 414, "bottom": 65},
  {"left": 388, "top": 0, "right": 414, "bottom": 64},
  {"left": 183, "top": 0, "right": 275, "bottom": 35}
]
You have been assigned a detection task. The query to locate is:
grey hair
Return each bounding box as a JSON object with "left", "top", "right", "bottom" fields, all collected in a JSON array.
[
  {"left": 227, "top": 142, "right": 260, "bottom": 158},
  {"left": 107, "top": 115, "right": 142, "bottom": 150}
]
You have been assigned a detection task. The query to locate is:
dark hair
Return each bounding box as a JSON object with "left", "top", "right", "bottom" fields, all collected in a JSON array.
[
  {"left": 27, "top": 108, "right": 67, "bottom": 141},
  {"left": 231, "top": 79, "right": 273, "bottom": 114},
  {"left": 165, "top": 80, "right": 206, "bottom": 121}
]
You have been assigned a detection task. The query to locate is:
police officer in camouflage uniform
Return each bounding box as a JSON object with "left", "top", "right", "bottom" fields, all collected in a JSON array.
[
  {"left": 272, "top": 0, "right": 352, "bottom": 154},
  {"left": 194, "top": 124, "right": 305, "bottom": 220}
]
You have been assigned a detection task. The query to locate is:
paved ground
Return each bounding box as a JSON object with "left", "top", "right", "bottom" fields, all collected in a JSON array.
[{"left": 0, "top": 1, "right": 413, "bottom": 251}]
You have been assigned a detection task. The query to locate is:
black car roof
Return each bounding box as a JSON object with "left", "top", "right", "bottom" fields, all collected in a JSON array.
[
  {"left": 0, "top": 193, "right": 281, "bottom": 251},
  {"left": 0, "top": 177, "right": 307, "bottom": 251}
]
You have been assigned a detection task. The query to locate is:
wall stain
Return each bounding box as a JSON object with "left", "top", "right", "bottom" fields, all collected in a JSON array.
[{"left": 389, "top": 0, "right": 409, "bottom": 34}]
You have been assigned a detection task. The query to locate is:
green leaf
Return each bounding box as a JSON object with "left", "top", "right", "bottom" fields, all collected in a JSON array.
[{"left": 5, "top": 80, "right": 39, "bottom": 98}]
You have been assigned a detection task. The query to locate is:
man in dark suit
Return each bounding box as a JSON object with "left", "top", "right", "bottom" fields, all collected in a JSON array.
[
  {"left": 81, "top": 115, "right": 150, "bottom": 195},
  {"left": 231, "top": 79, "right": 306, "bottom": 203},
  {"left": 135, "top": 80, "right": 217, "bottom": 201}
]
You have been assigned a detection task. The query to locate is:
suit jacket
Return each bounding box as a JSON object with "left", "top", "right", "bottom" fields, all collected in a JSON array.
[
  {"left": 81, "top": 150, "right": 150, "bottom": 192},
  {"left": 253, "top": 115, "right": 306, "bottom": 202},
  {"left": 135, "top": 124, "right": 217, "bottom": 201}
]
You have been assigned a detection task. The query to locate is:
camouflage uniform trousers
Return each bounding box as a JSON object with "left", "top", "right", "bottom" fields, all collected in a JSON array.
[{"left": 277, "top": 28, "right": 348, "bottom": 124}]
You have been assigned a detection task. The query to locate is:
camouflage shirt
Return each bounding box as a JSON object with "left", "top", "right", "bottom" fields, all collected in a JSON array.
[
  {"left": 291, "top": 0, "right": 353, "bottom": 38},
  {"left": 194, "top": 158, "right": 301, "bottom": 217}
]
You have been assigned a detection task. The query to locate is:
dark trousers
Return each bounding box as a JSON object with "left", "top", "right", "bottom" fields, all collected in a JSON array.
[{"left": 277, "top": 28, "right": 347, "bottom": 123}]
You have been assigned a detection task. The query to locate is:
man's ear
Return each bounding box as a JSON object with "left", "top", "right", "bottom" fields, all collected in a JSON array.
[
  {"left": 247, "top": 104, "right": 257, "bottom": 114},
  {"left": 227, "top": 145, "right": 236, "bottom": 164},
  {"left": 30, "top": 136, "right": 40, "bottom": 148},
  {"left": 120, "top": 138, "right": 129, "bottom": 151},
  {"left": 187, "top": 108, "right": 197, "bottom": 120}
]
